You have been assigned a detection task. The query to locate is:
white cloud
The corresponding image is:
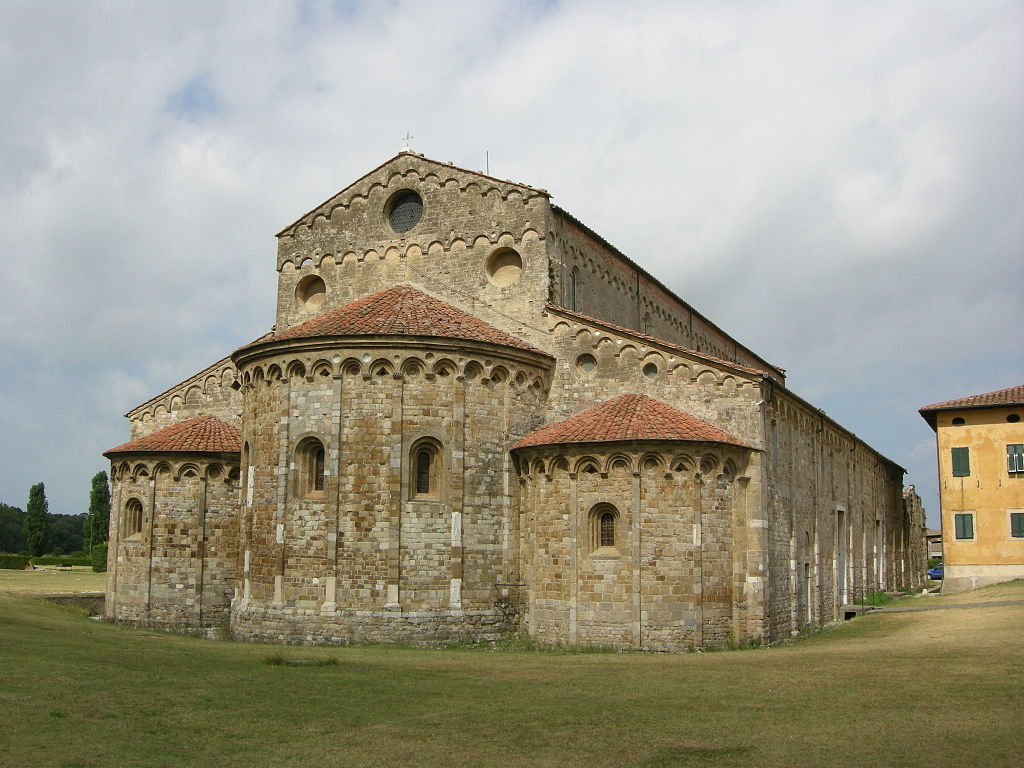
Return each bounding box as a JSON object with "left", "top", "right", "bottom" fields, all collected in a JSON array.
[{"left": 0, "top": 0, "right": 1021, "bottom": 527}]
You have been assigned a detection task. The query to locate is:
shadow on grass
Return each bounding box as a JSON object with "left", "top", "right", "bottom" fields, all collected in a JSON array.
[{"left": 631, "top": 744, "right": 755, "bottom": 767}]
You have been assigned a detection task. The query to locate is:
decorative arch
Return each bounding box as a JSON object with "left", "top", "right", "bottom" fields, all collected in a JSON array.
[
  {"left": 175, "top": 463, "right": 201, "bottom": 481},
  {"left": 432, "top": 359, "right": 457, "bottom": 379},
  {"left": 670, "top": 454, "right": 696, "bottom": 474},
  {"left": 401, "top": 358, "right": 425, "bottom": 378},
  {"left": 369, "top": 358, "right": 394, "bottom": 378}
]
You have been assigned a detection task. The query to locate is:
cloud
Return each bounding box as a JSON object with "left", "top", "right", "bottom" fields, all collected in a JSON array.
[{"left": 0, "top": 0, "right": 1021, "bottom": 525}]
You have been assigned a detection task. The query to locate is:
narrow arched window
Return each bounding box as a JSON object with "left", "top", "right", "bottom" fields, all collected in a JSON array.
[
  {"left": 125, "top": 498, "right": 143, "bottom": 537},
  {"left": 600, "top": 512, "right": 615, "bottom": 547},
  {"left": 295, "top": 437, "right": 327, "bottom": 498},
  {"left": 313, "top": 447, "right": 325, "bottom": 492},
  {"left": 416, "top": 449, "right": 431, "bottom": 494},
  {"left": 569, "top": 268, "right": 579, "bottom": 311},
  {"left": 410, "top": 438, "right": 442, "bottom": 500},
  {"left": 589, "top": 504, "right": 619, "bottom": 551}
]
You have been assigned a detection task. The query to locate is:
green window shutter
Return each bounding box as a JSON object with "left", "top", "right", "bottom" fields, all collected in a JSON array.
[
  {"left": 954, "top": 513, "right": 974, "bottom": 540},
  {"left": 951, "top": 447, "right": 970, "bottom": 477},
  {"left": 1008, "top": 445, "right": 1024, "bottom": 474},
  {"left": 1011, "top": 513, "right": 1024, "bottom": 538}
]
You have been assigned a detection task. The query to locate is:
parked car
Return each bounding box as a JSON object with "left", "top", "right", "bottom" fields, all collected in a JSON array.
[{"left": 927, "top": 563, "right": 943, "bottom": 580}]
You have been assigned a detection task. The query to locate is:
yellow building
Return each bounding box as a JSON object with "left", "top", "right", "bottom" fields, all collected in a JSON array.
[{"left": 920, "top": 384, "right": 1024, "bottom": 592}]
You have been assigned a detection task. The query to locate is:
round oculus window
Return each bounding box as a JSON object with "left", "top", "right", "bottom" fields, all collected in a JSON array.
[
  {"left": 485, "top": 248, "right": 523, "bottom": 287},
  {"left": 387, "top": 190, "right": 423, "bottom": 234},
  {"left": 576, "top": 354, "right": 597, "bottom": 374},
  {"left": 642, "top": 362, "right": 659, "bottom": 379}
]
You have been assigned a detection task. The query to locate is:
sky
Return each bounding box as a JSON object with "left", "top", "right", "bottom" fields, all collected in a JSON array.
[{"left": 0, "top": 0, "right": 1021, "bottom": 528}]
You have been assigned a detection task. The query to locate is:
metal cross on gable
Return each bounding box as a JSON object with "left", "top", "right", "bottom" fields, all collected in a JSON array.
[{"left": 401, "top": 132, "right": 414, "bottom": 152}]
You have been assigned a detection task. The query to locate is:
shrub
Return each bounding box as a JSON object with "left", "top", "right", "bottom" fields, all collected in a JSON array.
[
  {"left": 91, "top": 543, "right": 108, "bottom": 573},
  {"left": 0, "top": 554, "right": 31, "bottom": 570},
  {"left": 33, "top": 555, "right": 93, "bottom": 567}
]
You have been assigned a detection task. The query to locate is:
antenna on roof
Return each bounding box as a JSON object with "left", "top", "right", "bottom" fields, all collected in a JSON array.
[
  {"left": 486, "top": 150, "right": 489, "bottom": 175},
  {"left": 401, "top": 132, "right": 414, "bottom": 153}
]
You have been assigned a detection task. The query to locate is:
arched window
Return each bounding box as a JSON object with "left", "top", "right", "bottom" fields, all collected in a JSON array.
[
  {"left": 416, "top": 449, "right": 431, "bottom": 494},
  {"left": 409, "top": 438, "right": 442, "bottom": 500},
  {"left": 124, "top": 498, "right": 143, "bottom": 537},
  {"left": 599, "top": 511, "right": 615, "bottom": 547},
  {"left": 295, "top": 437, "right": 326, "bottom": 498},
  {"left": 569, "top": 267, "right": 580, "bottom": 311},
  {"left": 589, "top": 503, "right": 619, "bottom": 551}
]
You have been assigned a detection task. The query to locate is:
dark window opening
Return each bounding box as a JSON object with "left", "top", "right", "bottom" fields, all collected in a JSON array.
[
  {"left": 600, "top": 512, "right": 615, "bottom": 547},
  {"left": 416, "top": 450, "right": 431, "bottom": 495}
]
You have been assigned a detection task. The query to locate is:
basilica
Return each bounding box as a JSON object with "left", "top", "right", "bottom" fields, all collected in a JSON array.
[{"left": 104, "top": 151, "right": 925, "bottom": 650}]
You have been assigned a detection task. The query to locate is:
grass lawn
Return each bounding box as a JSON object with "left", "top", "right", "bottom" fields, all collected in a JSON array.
[
  {"left": 0, "top": 584, "right": 1021, "bottom": 768},
  {"left": 0, "top": 566, "right": 106, "bottom": 594}
]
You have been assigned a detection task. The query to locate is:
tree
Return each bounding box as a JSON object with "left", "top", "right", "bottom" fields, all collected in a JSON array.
[
  {"left": 49, "top": 513, "right": 87, "bottom": 555},
  {"left": 23, "top": 483, "right": 50, "bottom": 557},
  {"left": 0, "top": 503, "right": 26, "bottom": 553},
  {"left": 87, "top": 471, "right": 111, "bottom": 551}
]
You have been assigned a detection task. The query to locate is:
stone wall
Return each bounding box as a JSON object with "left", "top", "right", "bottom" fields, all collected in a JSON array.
[
  {"left": 105, "top": 454, "right": 240, "bottom": 637},
  {"left": 515, "top": 443, "right": 753, "bottom": 651},
  {"left": 545, "top": 209, "right": 781, "bottom": 377},
  {"left": 273, "top": 155, "right": 552, "bottom": 350},
  {"left": 230, "top": 337, "right": 550, "bottom": 644},
  {"left": 125, "top": 355, "right": 242, "bottom": 440},
  {"left": 762, "top": 389, "right": 918, "bottom": 638}
]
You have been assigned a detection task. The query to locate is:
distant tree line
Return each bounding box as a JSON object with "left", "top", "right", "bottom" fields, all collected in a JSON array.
[{"left": 0, "top": 473, "right": 110, "bottom": 557}]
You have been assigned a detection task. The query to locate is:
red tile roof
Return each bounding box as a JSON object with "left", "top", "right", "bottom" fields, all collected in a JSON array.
[
  {"left": 919, "top": 383, "right": 1024, "bottom": 428},
  {"left": 105, "top": 415, "right": 241, "bottom": 455},
  {"left": 920, "top": 383, "right": 1024, "bottom": 412},
  {"left": 513, "top": 393, "right": 750, "bottom": 450},
  {"left": 246, "top": 285, "right": 543, "bottom": 354}
]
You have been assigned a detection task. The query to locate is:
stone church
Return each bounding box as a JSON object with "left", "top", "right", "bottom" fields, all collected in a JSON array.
[{"left": 104, "top": 151, "right": 925, "bottom": 650}]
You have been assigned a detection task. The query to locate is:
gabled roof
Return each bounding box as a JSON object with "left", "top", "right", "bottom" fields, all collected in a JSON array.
[
  {"left": 513, "top": 393, "right": 750, "bottom": 450},
  {"left": 277, "top": 151, "right": 548, "bottom": 236},
  {"left": 919, "top": 383, "right": 1024, "bottom": 428},
  {"left": 241, "top": 285, "right": 545, "bottom": 355},
  {"left": 105, "top": 415, "right": 241, "bottom": 456}
]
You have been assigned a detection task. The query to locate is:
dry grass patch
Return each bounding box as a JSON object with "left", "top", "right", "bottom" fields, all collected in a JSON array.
[
  {"left": 0, "top": 567, "right": 106, "bottom": 594},
  {"left": 0, "top": 589, "right": 1021, "bottom": 768}
]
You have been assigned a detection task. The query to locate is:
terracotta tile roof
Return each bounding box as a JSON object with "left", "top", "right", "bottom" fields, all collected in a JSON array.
[
  {"left": 544, "top": 303, "right": 779, "bottom": 380},
  {"left": 919, "top": 383, "right": 1024, "bottom": 428},
  {"left": 513, "top": 393, "right": 750, "bottom": 450},
  {"left": 105, "top": 415, "right": 241, "bottom": 455},
  {"left": 920, "top": 383, "right": 1024, "bottom": 413},
  {"left": 247, "top": 285, "right": 543, "bottom": 354}
]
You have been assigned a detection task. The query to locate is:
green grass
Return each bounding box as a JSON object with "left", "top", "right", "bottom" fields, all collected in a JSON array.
[{"left": 0, "top": 586, "right": 1021, "bottom": 768}]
